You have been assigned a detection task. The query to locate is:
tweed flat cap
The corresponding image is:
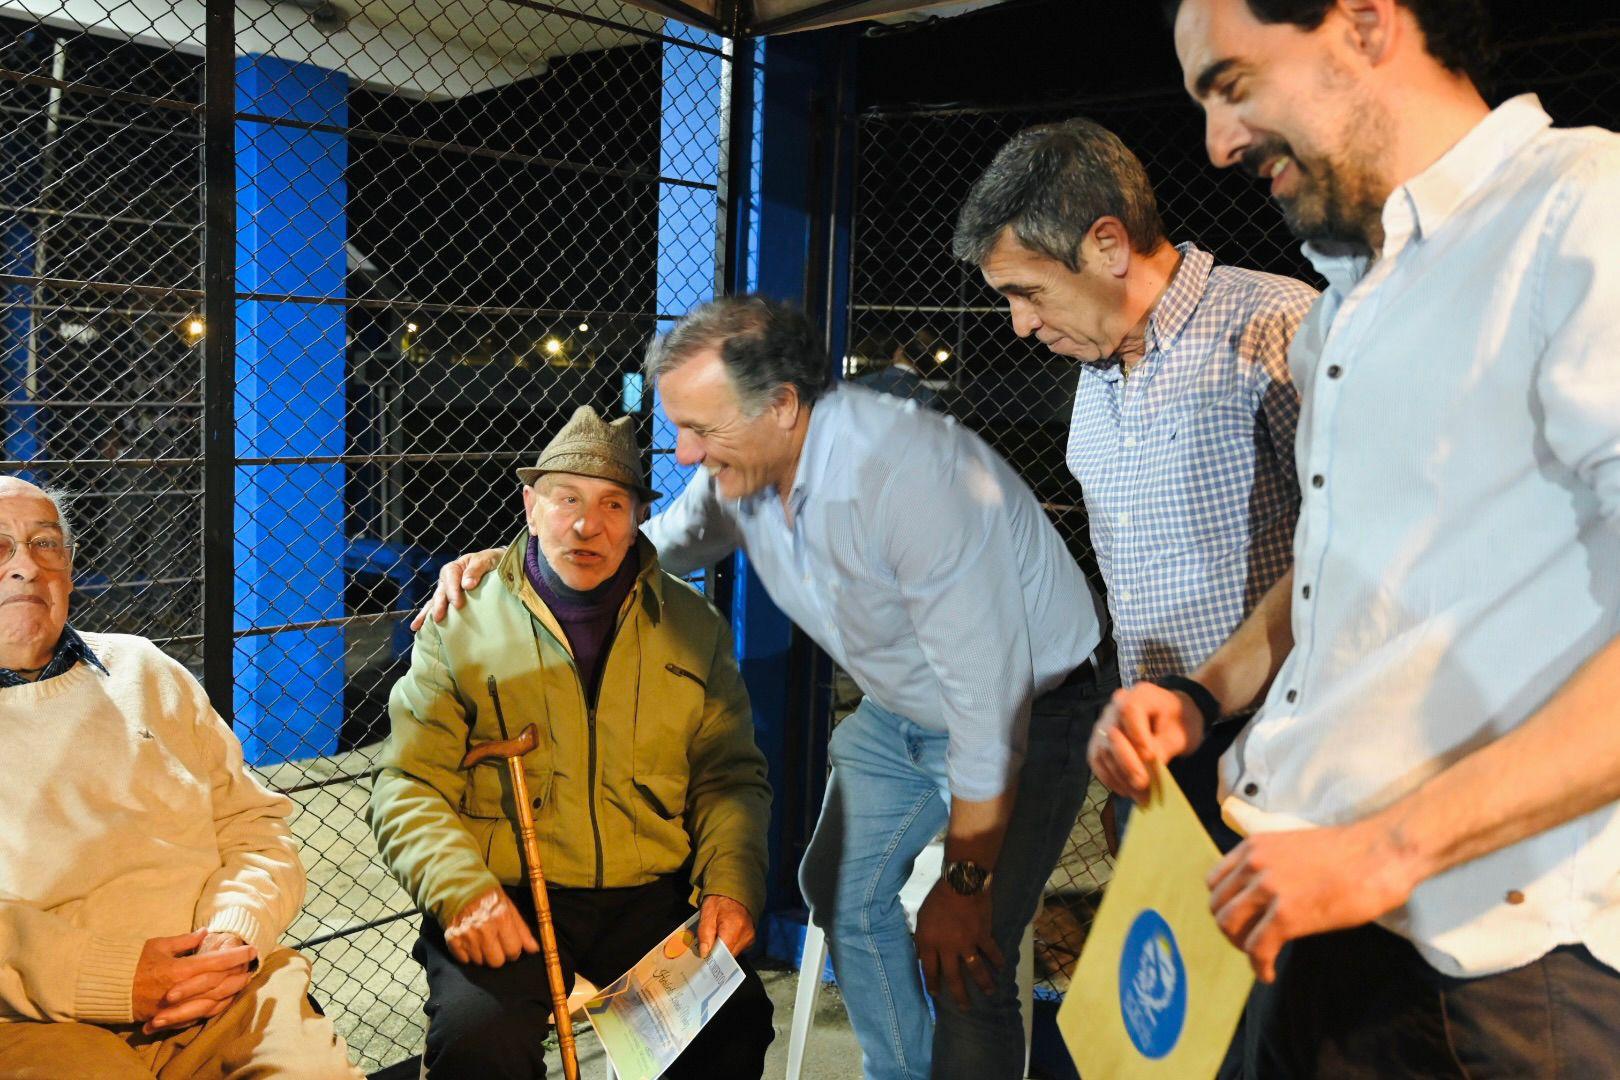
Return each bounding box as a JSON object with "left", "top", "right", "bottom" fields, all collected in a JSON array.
[{"left": 515, "top": 406, "right": 661, "bottom": 502}]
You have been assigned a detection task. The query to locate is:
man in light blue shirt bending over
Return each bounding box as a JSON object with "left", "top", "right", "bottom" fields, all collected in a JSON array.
[{"left": 420, "top": 296, "right": 1111, "bottom": 1080}]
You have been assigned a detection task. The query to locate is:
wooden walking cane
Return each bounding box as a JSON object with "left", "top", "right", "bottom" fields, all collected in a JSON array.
[{"left": 460, "top": 677, "right": 580, "bottom": 1080}]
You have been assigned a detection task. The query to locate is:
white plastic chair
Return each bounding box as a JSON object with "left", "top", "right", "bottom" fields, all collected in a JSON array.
[{"left": 785, "top": 837, "right": 1036, "bottom": 1080}]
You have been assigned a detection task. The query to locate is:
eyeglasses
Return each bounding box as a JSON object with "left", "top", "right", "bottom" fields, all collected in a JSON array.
[{"left": 0, "top": 534, "right": 73, "bottom": 571}]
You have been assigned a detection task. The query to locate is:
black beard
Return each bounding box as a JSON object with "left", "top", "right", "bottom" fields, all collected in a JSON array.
[{"left": 1276, "top": 168, "right": 1380, "bottom": 247}]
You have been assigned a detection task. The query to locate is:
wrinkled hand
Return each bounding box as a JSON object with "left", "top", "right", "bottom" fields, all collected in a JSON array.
[
  {"left": 1087, "top": 683, "right": 1205, "bottom": 805},
  {"left": 444, "top": 887, "right": 540, "bottom": 968},
  {"left": 696, "top": 895, "right": 755, "bottom": 959},
  {"left": 914, "top": 880, "right": 1002, "bottom": 1011},
  {"left": 132, "top": 930, "right": 257, "bottom": 1034},
  {"left": 1208, "top": 819, "right": 1421, "bottom": 983},
  {"left": 409, "top": 548, "right": 503, "bottom": 630}
]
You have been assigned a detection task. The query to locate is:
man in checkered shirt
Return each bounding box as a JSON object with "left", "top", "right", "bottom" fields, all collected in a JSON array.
[{"left": 954, "top": 118, "right": 1316, "bottom": 848}]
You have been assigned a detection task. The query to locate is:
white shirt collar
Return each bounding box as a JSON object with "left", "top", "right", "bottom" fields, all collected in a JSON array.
[{"left": 1302, "top": 94, "right": 1554, "bottom": 292}]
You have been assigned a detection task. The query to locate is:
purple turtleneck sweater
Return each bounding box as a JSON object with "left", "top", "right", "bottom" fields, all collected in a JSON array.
[{"left": 525, "top": 538, "right": 640, "bottom": 704}]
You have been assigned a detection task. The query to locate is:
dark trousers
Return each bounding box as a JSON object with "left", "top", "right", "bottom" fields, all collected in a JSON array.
[
  {"left": 415, "top": 875, "right": 775, "bottom": 1079},
  {"left": 1243, "top": 922, "right": 1620, "bottom": 1078}
]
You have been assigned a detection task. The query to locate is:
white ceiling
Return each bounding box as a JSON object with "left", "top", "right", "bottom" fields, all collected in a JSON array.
[{"left": 0, "top": 0, "right": 674, "bottom": 98}]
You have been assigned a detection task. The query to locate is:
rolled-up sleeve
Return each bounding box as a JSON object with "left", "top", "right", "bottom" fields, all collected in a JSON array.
[
  {"left": 1534, "top": 146, "right": 1620, "bottom": 523},
  {"left": 643, "top": 471, "right": 743, "bottom": 577},
  {"left": 879, "top": 448, "right": 1037, "bottom": 802}
]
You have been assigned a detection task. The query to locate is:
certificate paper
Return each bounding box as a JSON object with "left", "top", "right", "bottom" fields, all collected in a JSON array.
[
  {"left": 1058, "top": 766, "right": 1254, "bottom": 1079},
  {"left": 583, "top": 914, "right": 744, "bottom": 1080}
]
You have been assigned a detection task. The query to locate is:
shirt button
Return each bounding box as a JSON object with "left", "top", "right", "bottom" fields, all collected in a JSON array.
[
  {"left": 1506, "top": 889, "right": 1526, "bottom": 905},
  {"left": 1117, "top": 512, "right": 1130, "bottom": 526},
  {"left": 1311, "top": 474, "right": 1325, "bottom": 489},
  {"left": 1119, "top": 590, "right": 1133, "bottom": 602},
  {"left": 1327, "top": 364, "right": 1343, "bottom": 379},
  {"left": 1242, "top": 782, "right": 1259, "bottom": 797},
  {"left": 1124, "top": 436, "right": 1138, "bottom": 447},
  {"left": 1285, "top": 689, "right": 1298, "bottom": 703},
  {"left": 1301, "top": 584, "right": 1312, "bottom": 599}
]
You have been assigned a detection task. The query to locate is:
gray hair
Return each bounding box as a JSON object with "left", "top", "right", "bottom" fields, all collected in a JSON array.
[
  {"left": 952, "top": 118, "right": 1166, "bottom": 271},
  {"left": 644, "top": 295, "right": 832, "bottom": 417},
  {"left": 40, "top": 486, "right": 72, "bottom": 543},
  {"left": 0, "top": 477, "right": 73, "bottom": 543}
]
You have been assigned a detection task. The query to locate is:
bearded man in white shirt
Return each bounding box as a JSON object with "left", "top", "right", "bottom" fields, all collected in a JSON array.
[{"left": 1091, "top": 0, "right": 1620, "bottom": 1074}]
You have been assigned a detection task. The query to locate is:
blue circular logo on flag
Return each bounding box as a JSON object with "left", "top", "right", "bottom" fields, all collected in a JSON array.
[{"left": 1117, "top": 908, "right": 1188, "bottom": 1059}]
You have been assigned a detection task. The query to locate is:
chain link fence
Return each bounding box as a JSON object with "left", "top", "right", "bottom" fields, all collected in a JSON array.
[
  {"left": 844, "top": 11, "right": 1620, "bottom": 1002},
  {"left": 7, "top": 0, "right": 1619, "bottom": 1069},
  {"left": 2, "top": 0, "right": 728, "bottom": 1069}
]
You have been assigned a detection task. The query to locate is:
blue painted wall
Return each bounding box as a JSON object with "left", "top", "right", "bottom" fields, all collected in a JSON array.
[
  {"left": 233, "top": 56, "right": 348, "bottom": 764},
  {"left": 1, "top": 115, "right": 42, "bottom": 473}
]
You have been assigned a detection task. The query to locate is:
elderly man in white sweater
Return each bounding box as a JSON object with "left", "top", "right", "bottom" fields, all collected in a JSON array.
[{"left": 0, "top": 477, "right": 359, "bottom": 1078}]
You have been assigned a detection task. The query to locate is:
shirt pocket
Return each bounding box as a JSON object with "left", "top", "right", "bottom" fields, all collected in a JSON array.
[{"left": 1159, "top": 392, "right": 1260, "bottom": 550}]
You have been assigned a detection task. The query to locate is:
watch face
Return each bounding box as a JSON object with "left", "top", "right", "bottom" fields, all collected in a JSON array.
[{"left": 946, "top": 861, "right": 987, "bottom": 895}]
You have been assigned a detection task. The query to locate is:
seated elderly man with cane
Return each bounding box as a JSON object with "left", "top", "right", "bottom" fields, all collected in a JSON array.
[
  {"left": 0, "top": 477, "right": 361, "bottom": 1079},
  {"left": 370, "top": 407, "right": 775, "bottom": 1079}
]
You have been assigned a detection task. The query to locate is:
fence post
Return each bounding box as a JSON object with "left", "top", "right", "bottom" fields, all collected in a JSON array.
[{"left": 201, "top": 0, "right": 237, "bottom": 721}]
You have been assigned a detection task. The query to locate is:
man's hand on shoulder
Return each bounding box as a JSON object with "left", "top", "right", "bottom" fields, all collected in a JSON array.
[
  {"left": 409, "top": 548, "right": 504, "bottom": 631},
  {"left": 132, "top": 929, "right": 257, "bottom": 1034},
  {"left": 1087, "top": 683, "right": 1206, "bottom": 804},
  {"left": 696, "top": 894, "right": 755, "bottom": 958},
  {"left": 443, "top": 887, "right": 540, "bottom": 968}
]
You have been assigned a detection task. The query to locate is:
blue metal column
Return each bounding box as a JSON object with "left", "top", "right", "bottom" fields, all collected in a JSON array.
[
  {"left": 749, "top": 28, "right": 858, "bottom": 961},
  {"left": 2, "top": 103, "right": 43, "bottom": 472},
  {"left": 650, "top": 20, "right": 724, "bottom": 507},
  {"left": 654, "top": 27, "right": 803, "bottom": 918},
  {"left": 233, "top": 56, "right": 348, "bottom": 763}
]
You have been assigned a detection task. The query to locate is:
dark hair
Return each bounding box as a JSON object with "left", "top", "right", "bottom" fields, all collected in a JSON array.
[
  {"left": 1162, "top": 0, "right": 1492, "bottom": 85},
  {"left": 644, "top": 295, "right": 832, "bottom": 415},
  {"left": 952, "top": 117, "right": 1166, "bottom": 271}
]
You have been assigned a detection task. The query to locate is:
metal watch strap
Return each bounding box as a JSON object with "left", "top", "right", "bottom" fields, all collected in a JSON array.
[{"left": 1149, "top": 674, "right": 1223, "bottom": 728}]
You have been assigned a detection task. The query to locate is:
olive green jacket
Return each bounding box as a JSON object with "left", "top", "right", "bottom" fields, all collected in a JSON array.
[{"left": 369, "top": 533, "right": 770, "bottom": 928}]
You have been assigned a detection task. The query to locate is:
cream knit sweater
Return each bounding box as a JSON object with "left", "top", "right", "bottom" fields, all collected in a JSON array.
[{"left": 0, "top": 633, "right": 304, "bottom": 1025}]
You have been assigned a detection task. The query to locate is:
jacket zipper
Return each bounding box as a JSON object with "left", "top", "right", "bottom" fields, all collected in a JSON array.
[
  {"left": 585, "top": 704, "right": 603, "bottom": 888},
  {"left": 589, "top": 589, "right": 644, "bottom": 888},
  {"left": 665, "top": 662, "right": 706, "bottom": 689},
  {"left": 526, "top": 562, "right": 650, "bottom": 891}
]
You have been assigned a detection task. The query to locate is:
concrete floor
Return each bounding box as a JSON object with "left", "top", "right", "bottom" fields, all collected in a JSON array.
[{"left": 258, "top": 743, "right": 1109, "bottom": 1078}]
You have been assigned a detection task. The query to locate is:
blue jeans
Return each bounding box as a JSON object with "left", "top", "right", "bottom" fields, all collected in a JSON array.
[{"left": 799, "top": 663, "right": 1115, "bottom": 1080}]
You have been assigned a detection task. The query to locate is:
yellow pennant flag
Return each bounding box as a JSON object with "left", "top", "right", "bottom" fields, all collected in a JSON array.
[{"left": 1059, "top": 767, "right": 1254, "bottom": 1079}]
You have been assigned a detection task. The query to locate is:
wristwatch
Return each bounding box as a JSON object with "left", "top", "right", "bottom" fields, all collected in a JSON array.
[{"left": 943, "top": 860, "right": 994, "bottom": 897}]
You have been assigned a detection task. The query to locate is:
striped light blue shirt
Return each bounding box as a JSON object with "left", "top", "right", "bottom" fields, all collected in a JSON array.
[
  {"left": 647, "top": 384, "right": 1105, "bottom": 801},
  {"left": 1066, "top": 243, "right": 1317, "bottom": 686}
]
